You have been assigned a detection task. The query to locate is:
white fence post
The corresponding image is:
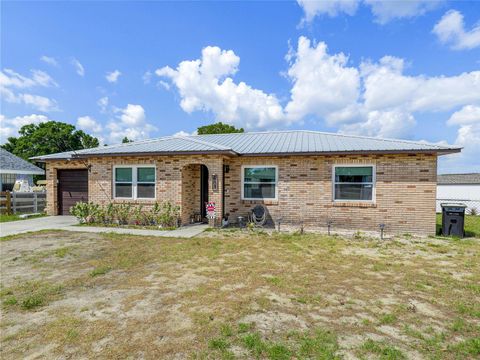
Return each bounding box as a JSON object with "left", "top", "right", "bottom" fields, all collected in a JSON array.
[
  {"left": 12, "top": 192, "right": 16, "bottom": 214},
  {"left": 33, "top": 192, "right": 38, "bottom": 213}
]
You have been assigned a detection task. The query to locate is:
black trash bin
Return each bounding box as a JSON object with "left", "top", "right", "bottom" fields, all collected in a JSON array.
[{"left": 441, "top": 203, "right": 467, "bottom": 237}]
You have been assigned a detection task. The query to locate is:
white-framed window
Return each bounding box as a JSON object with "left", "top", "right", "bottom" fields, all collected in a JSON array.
[
  {"left": 332, "top": 165, "right": 375, "bottom": 202},
  {"left": 113, "top": 165, "right": 156, "bottom": 199},
  {"left": 241, "top": 165, "right": 278, "bottom": 200}
]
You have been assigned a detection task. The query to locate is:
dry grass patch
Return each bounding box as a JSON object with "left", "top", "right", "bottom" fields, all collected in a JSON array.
[{"left": 1, "top": 229, "right": 479, "bottom": 359}]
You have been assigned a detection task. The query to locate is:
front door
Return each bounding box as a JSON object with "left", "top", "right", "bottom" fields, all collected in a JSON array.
[{"left": 200, "top": 165, "right": 209, "bottom": 220}]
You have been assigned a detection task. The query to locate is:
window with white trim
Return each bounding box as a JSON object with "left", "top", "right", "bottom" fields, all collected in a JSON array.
[
  {"left": 242, "top": 166, "right": 277, "bottom": 200},
  {"left": 333, "top": 166, "right": 374, "bottom": 201},
  {"left": 114, "top": 165, "right": 156, "bottom": 199}
]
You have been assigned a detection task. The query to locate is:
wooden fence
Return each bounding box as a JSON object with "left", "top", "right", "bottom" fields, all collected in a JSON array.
[{"left": 0, "top": 191, "right": 47, "bottom": 215}]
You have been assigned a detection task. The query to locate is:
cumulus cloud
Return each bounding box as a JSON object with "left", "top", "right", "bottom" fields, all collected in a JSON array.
[
  {"left": 173, "top": 130, "right": 198, "bottom": 137},
  {"left": 285, "top": 37, "right": 360, "bottom": 121},
  {"left": 365, "top": 0, "right": 442, "bottom": 24},
  {"left": 447, "top": 105, "right": 480, "bottom": 126},
  {"left": 297, "top": 0, "right": 359, "bottom": 21},
  {"left": 106, "top": 104, "right": 157, "bottom": 143},
  {"left": 77, "top": 115, "right": 103, "bottom": 133},
  {"left": 105, "top": 70, "right": 121, "bottom": 83},
  {"left": 360, "top": 56, "right": 480, "bottom": 113},
  {"left": 71, "top": 58, "right": 85, "bottom": 76},
  {"left": 339, "top": 109, "right": 416, "bottom": 138},
  {"left": 156, "top": 46, "right": 285, "bottom": 129},
  {"left": 40, "top": 55, "right": 58, "bottom": 67},
  {"left": 157, "top": 36, "right": 480, "bottom": 146},
  {"left": 142, "top": 71, "right": 152, "bottom": 84},
  {"left": 440, "top": 105, "right": 480, "bottom": 172},
  {"left": 0, "top": 114, "right": 50, "bottom": 143},
  {"left": 97, "top": 96, "right": 109, "bottom": 113},
  {"left": 433, "top": 10, "right": 480, "bottom": 50},
  {"left": 0, "top": 68, "right": 59, "bottom": 112},
  {"left": 297, "top": 0, "right": 441, "bottom": 24}
]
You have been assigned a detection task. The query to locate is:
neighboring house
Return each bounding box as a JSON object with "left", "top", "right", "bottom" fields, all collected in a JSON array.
[
  {"left": 0, "top": 148, "right": 45, "bottom": 191},
  {"left": 32, "top": 130, "right": 461, "bottom": 235},
  {"left": 436, "top": 173, "right": 480, "bottom": 214}
]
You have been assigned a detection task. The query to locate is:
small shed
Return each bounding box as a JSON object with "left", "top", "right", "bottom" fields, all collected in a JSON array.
[{"left": 0, "top": 148, "right": 45, "bottom": 191}]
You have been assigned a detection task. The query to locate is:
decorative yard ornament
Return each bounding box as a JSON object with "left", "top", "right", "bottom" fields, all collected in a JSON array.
[
  {"left": 206, "top": 202, "right": 216, "bottom": 219},
  {"left": 379, "top": 223, "right": 385, "bottom": 240}
]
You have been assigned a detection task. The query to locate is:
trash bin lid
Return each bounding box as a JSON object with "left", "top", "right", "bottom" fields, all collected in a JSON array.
[{"left": 440, "top": 202, "right": 467, "bottom": 208}]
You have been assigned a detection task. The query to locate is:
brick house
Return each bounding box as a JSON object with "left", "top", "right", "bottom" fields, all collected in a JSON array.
[{"left": 32, "top": 131, "right": 460, "bottom": 235}]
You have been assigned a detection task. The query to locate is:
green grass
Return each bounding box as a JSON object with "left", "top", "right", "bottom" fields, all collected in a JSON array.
[
  {"left": 89, "top": 266, "right": 112, "bottom": 277},
  {"left": 0, "top": 213, "right": 46, "bottom": 223},
  {"left": 359, "top": 339, "right": 406, "bottom": 359},
  {"left": 436, "top": 214, "right": 480, "bottom": 238}
]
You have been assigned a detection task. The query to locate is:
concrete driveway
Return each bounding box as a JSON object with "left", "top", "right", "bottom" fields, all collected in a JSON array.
[{"left": 0, "top": 216, "right": 77, "bottom": 237}]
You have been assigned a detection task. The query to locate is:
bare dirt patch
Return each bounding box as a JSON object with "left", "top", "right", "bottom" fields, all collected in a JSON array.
[{"left": 1, "top": 230, "right": 479, "bottom": 359}]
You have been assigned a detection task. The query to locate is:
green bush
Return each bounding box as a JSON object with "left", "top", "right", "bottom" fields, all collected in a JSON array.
[
  {"left": 70, "top": 201, "right": 180, "bottom": 228},
  {"left": 70, "top": 202, "right": 100, "bottom": 223}
]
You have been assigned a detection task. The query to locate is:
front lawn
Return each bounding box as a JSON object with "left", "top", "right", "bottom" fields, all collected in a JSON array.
[
  {"left": 1, "top": 230, "right": 479, "bottom": 359},
  {"left": 436, "top": 214, "right": 480, "bottom": 238}
]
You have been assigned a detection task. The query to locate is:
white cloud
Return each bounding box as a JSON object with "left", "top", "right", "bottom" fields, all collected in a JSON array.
[
  {"left": 447, "top": 105, "right": 480, "bottom": 126},
  {"left": 285, "top": 37, "right": 360, "bottom": 121},
  {"left": 0, "top": 69, "right": 57, "bottom": 88},
  {"left": 20, "top": 94, "right": 58, "bottom": 112},
  {"left": 156, "top": 45, "right": 286, "bottom": 129},
  {"left": 360, "top": 56, "right": 480, "bottom": 113},
  {"left": 365, "top": 0, "right": 442, "bottom": 24},
  {"left": 440, "top": 106, "right": 480, "bottom": 173},
  {"left": 105, "top": 70, "right": 121, "bottom": 83},
  {"left": 157, "top": 37, "right": 480, "bottom": 155},
  {"left": 173, "top": 130, "right": 198, "bottom": 137},
  {"left": 97, "top": 96, "right": 109, "bottom": 113},
  {"left": 40, "top": 55, "right": 58, "bottom": 67},
  {"left": 339, "top": 109, "right": 416, "bottom": 138},
  {"left": 106, "top": 104, "right": 156, "bottom": 143},
  {"left": 0, "top": 68, "right": 59, "bottom": 112},
  {"left": 116, "top": 104, "right": 145, "bottom": 126},
  {"left": 0, "top": 114, "right": 50, "bottom": 143},
  {"left": 297, "top": 0, "right": 359, "bottom": 21},
  {"left": 77, "top": 115, "right": 103, "bottom": 133},
  {"left": 71, "top": 58, "right": 85, "bottom": 76},
  {"left": 433, "top": 10, "right": 480, "bottom": 50},
  {"left": 297, "top": 0, "right": 441, "bottom": 24},
  {"left": 142, "top": 71, "right": 152, "bottom": 84}
]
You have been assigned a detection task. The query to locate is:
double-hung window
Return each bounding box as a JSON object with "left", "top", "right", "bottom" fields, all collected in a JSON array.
[
  {"left": 114, "top": 165, "right": 156, "bottom": 199},
  {"left": 333, "top": 165, "right": 375, "bottom": 201},
  {"left": 242, "top": 166, "right": 278, "bottom": 200}
]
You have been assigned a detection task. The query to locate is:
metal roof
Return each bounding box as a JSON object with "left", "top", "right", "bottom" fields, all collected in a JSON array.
[
  {"left": 0, "top": 148, "right": 45, "bottom": 175},
  {"left": 31, "top": 130, "right": 461, "bottom": 161},
  {"left": 438, "top": 173, "right": 480, "bottom": 185}
]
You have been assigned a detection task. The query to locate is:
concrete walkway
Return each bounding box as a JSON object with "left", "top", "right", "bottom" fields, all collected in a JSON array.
[{"left": 0, "top": 216, "right": 208, "bottom": 238}]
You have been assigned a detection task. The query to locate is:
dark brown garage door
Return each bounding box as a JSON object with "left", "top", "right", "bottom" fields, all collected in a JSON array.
[{"left": 57, "top": 169, "right": 88, "bottom": 215}]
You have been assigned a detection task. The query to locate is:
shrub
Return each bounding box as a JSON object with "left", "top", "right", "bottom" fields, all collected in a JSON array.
[
  {"left": 156, "top": 201, "right": 180, "bottom": 228},
  {"left": 71, "top": 201, "right": 180, "bottom": 228},
  {"left": 70, "top": 202, "right": 100, "bottom": 223},
  {"left": 115, "top": 204, "right": 132, "bottom": 225}
]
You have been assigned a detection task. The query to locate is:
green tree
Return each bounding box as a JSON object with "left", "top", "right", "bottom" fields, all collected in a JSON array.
[
  {"left": 1, "top": 121, "right": 99, "bottom": 161},
  {"left": 197, "top": 122, "right": 244, "bottom": 135},
  {"left": 122, "top": 136, "right": 133, "bottom": 143}
]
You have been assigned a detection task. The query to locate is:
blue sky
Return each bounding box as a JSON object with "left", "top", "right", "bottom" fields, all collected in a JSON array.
[{"left": 1, "top": 0, "right": 479, "bottom": 173}]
